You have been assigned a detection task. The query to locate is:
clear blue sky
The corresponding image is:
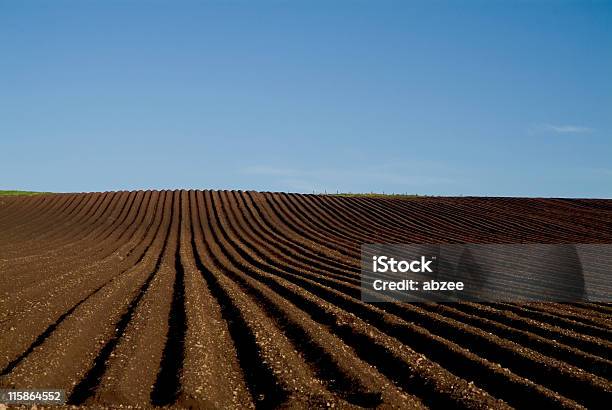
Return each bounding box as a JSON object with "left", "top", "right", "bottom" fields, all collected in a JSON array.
[{"left": 1, "top": 0, "right": 611, "bottom": 197}]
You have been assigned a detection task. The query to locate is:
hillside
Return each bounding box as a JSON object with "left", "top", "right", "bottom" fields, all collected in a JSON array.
[{"left": 0, "top": 191, "right": 610, "bottom": 408}]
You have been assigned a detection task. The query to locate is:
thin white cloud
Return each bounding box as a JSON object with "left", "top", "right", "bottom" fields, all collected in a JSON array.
[
  {"left": 242, "top": 164, "right": 455, "bottom": 193},
  {"left": 242, "top": 166, "right": 299, "bottom": 176},
  {"left": 590, "top": 168, "right": 612, "bottom": 177},
  {"left": 536, "top": 124, "right": 594, "bottom": 134}
]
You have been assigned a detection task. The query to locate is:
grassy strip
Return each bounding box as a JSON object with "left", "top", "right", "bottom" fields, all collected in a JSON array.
[{"left": 0, "top": 190, "right": 51, "bottom": 196}]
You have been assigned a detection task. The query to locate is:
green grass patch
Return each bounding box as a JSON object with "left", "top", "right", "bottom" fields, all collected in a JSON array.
[{"left": 0, "top": 190, "right": 51, "bottom": 196}]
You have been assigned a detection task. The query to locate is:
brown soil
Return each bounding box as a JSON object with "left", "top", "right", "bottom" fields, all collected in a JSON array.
[{"left": 0, "top": 191, "right": 610, "bottom": 409}]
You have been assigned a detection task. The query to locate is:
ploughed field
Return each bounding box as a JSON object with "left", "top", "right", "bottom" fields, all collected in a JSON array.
[{"left": 0, "top": 190, "right": 611, "bottom": 409}]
